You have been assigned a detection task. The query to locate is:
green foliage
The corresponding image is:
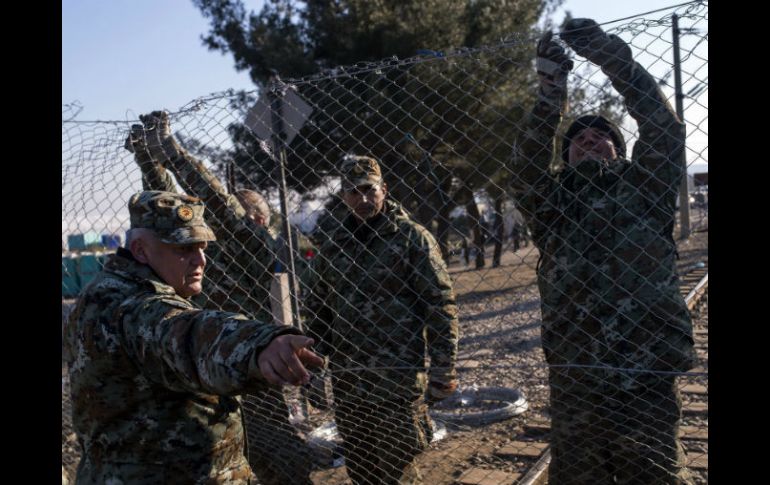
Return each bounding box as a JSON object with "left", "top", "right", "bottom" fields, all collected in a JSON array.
[{"left": 192, "top": 0, "right": 565, "bottom": 234}]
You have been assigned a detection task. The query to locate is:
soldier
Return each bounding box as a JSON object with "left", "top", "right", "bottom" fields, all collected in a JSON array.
[
  {"left": 62, "top": 190, "right": 323, "bottom": 484},
  {"left": 125, "top": 112, "right": 314, "bottom": 485},
  {"left": 508, "top": 20, "right": 697, "bottom": 484},
  {"left": 303, "top": 155, "right": 460, "bottom": 485},
  {"left": 125, "top": 112, "right": 275, "bottom": 319}
]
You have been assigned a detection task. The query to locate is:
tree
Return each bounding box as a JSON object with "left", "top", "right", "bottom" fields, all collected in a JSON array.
[{"left": 193, "top": 0, "right": 565, "bottom": 260}]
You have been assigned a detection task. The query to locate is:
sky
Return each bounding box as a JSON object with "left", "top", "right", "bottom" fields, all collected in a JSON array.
[{"left": 62, "top": 0, "right": 255, "bottom": 122}]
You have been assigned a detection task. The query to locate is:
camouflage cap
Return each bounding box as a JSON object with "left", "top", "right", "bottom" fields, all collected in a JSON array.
[
  {"left": 339, "top": 155, "right": 383, "bottom": 190},
  {"left": 128, "top": 190, "right": 217, "bottom": 244},
  {"left": 562, "top": 115, "right": 627, "bottom": 163}
]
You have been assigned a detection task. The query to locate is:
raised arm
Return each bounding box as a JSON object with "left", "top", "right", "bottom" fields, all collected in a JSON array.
[
  {"left": 125, "top": 124, "right": 177, "bottom": 192},
  {"left": 561, "top": 19, "right": 686, "bottom": 195},
  {"left": 509, "top": 32, "right": 574, "bottom": 244}
]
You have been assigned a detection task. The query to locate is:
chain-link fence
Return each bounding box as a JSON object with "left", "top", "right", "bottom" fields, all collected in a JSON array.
[{"left": 62, "top": 2, "right": 707, "bottom": 484}]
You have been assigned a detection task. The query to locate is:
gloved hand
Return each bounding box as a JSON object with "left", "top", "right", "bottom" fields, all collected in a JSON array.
[
  {"left": 426, "top": 379, "right": 458, "bottom": 406},
  {"left": 135, "top": 110, "right": 186, "bottom": 165},
  {"left": 536, "top": 30, "right": 573, "bottom": 99},
  {"left": 124, "top": 124, "right": 155, "bottom": 166},
  {"left": 560, "top": 18, "right": 632, "bottom": 70}
]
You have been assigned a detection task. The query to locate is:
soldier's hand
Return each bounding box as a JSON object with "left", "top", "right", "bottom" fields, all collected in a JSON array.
[
  {"left": 536, "top": 31, "right": 573, "bottom": 98},
  {"left": 257, "top": 335, "right": 324, "bottom": 386},
  {"left": 560, "top": 18, "right": 632, "bottom": 69},
  {"left": 137, "top": 110, "right": 185, "bottom": 164},
  {"left": 426, "top": 379, "right": 458, "bottom": 406},
  {"left": 124, "top": 124, "right": 154, "bottom": 166}
]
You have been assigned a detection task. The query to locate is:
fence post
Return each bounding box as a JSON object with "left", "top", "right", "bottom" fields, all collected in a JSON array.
[
  {"left": 269, "top": 75, "right": 302, "bottom": 332},
  {"left": 672, "top": 14, "right": 691, "bottom": 239},
  {"left": 226, "top": 162, "right": 235, "bottom": 194}
]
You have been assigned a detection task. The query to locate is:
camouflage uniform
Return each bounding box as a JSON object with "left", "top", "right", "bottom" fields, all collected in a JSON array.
[
  {"left": 510, "top": 25, "right": 696, "bottom": 484},
  {"left": 304, "top": 157, "right": 459, "bottom": 485},
  {"left": 63, "top": 191, "right": 302, "bottom": 484},
  {"left": 132, "top": 132, "right": 314, "bottom": 485}
]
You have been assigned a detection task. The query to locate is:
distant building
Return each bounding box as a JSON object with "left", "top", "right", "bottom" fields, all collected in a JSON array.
[
  {"left": 67, "top": 232, "right": 101, "bottom": 251},
  {"left": 62, "top": 252, "right": 111, "bottom": 298}
]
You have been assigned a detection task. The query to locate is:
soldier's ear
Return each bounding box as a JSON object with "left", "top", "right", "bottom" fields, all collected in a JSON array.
[
  {"left": 130, "top": 237, "right": 151, "bottom": 264},
  {"left": 381, "top": 182, "right": 388, "bottom": 197}
]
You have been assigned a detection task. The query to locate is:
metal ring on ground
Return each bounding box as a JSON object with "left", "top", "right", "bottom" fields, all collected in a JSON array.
[{"left": 429, "top": 386, "right": 528, "bottom": 426}]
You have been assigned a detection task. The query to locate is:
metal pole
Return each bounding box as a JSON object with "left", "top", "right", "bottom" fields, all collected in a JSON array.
[
  {"left": 269, "top": 76, "right": 302, "bottom": 331},
  {"left": 672, "top": 14, "right": 691, "bottom": 239},
  {"left": 226, "top": 162, "right": 235, "bottom": 194}
]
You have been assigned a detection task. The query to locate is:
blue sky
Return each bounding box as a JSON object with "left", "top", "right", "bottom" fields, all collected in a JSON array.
[
  {"left": 62, "top": 0, "right": 706, "bottom": 171},
  {"left": 63, "top": 0, "right": 255, "bottom": 121}
]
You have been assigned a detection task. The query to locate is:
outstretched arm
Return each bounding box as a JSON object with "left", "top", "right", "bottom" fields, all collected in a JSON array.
[{"left": 118, "top": 294, "right": 323, "bottom": 393}]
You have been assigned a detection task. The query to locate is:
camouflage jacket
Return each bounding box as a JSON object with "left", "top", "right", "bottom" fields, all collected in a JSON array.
[
  {"left": 510, "top": 58, "right": 696, "bottom": 384},
  {"left": 63, "top": 249, "right": 299, "bottom": 484},
  {"left": 304, "top": 200, "right": 459, "bottom": 402},
  {"left": 139, "top": 154, "right": 276, "bottom": 321}
]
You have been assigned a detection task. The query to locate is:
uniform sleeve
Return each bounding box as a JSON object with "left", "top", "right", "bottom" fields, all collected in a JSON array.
[
  {"left": 166, "top": 152, "right": 247, "bottom": 233},
  {"left": 118, "top": 294, "right": 300, "bottom": 395},
  {"left": 136, "top": 157, "right": 178, "bottom": 193},
  {"left": 603, "top": 57, "right": 686, "bottom": 205},
  {"left": 508, "top": 90, "right": 564, "bottom": 246},
  {"left": 410, "top": 228, "right": 459, "bottom": 384}
]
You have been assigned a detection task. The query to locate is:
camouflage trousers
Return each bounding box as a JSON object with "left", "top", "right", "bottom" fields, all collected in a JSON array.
[
  {"left": 548, "top": 370, "right": 693, "bottom": 485},
  {"left": 241, "top": 389, "right": 314, "bottom": 485},
  {"left": 334, "top": 397, "right": 431, "bottom": 485}
]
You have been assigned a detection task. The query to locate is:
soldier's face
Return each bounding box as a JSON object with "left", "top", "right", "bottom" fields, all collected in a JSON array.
[
  {"left": 342, "top": 182, "right": 387, "bottom": 221},
  {"left": 246, "top": 210, "right": 268, "bottom": 227},
  {"left": 145, "top": 239, "right": 208, "bottom": 298},
  {"left": 236, "top": 194, "right": 269, "bottom": 227},
  {"left": 568, "top": 127, "right": 618, "bottom": 165}
]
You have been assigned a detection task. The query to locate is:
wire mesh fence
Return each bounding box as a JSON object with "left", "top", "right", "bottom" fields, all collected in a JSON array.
[{"left": 62, "top": 2, "right": 707, "bottom": 484}]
